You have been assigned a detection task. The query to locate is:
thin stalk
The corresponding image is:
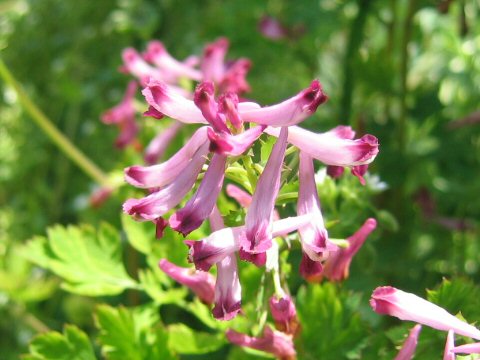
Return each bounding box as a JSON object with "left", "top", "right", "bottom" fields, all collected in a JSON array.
[{"left": 0, "top": 57, "right": 111, "bottom": 187}]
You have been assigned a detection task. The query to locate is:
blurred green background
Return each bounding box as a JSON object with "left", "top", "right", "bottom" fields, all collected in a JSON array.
[{"left": 1, "top": 0, "right": 480, "bottom": 359}]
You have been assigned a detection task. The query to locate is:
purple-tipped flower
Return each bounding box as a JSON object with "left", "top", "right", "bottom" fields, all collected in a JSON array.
[
  {"left": 159, "top": 259, "right": 215, "bottom": 304},
  {"left": 297, "top": 151, "right": 337, "bottom": 262},
  {"left": 207, "top": 125, "right": 265, "bottom": 156},
  {"left": 218, "top": 92, "right": 243, "bottom": 129},
  {"left": 240, "top": 80, "right": 327, "bottom": 127},
  {"left": 239, "top": 127, "right": 288, "bottom": 265},
  {"left": 201, "top": 38, "right": 229, "bottom": 84},
  {"left": 299, "top": 253, "right": 324, "bottom": 282},
  {"left": 370, "top": 286, "right": 480, "bottom": 340},
  {"left": 212, "top": 254, "right": 242, "bottom": 321},
  {"left": 444, "top": 330, "right": 455, "bottom": 360},
  {"left": 322, "top": 218, "right": 377, "bottom": 281},
  {"left": 269, "top": 295, "right": 299, "bottom": 336},
  {"left": 266, "top": 125, "right": 379, "bottom": 167},
  {"left": 123, "top": 143, "right": 209, "bottom": 221},
  {"left": 226, "top": 327, "right": 296, "bottom": 360},
  {"left": 125, "top": 126, "right": 209, "bottom": 189},
  {"left": 194, "top": 82, "right": 230, "bottom": 133},
  {"left": 219, "top": 58, "right": 252, "bottom": 94},
  {"left": 394, "top": 324, "right": 422, "bottom": 360},
  {"left": 144, "top": 121, "right": 183, "bottom": 165},
  {"left": 170, "top": 154, "right": 227, "bottom": 236},
  {"left": 101, "top": 81, "right": 138, "bottom": 148},
  {"left": 143, "top": 40, "right": 202, "bottom": 82}
]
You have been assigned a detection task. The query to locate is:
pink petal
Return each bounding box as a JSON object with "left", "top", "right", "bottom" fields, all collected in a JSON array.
[
  {"left": 207, "top": 125, "right": 265, "bottom": 156},
  {"left": 194, "top": 82, "right": 229, "bottom": 133},
  {"left": 394, "top": 324, "right": 422, "bottom": 360},
  {"left": 201, "top": 37, "right": 229, "bottom": 83},
  {"left": 443, "top": 330, "right": 455, "bottom": 360},
  {"left": 212, "top": 254, "right": 242, "bottom": 321},
  {"left": 144, "top": 121, "right": 184, "bottom": 165}
]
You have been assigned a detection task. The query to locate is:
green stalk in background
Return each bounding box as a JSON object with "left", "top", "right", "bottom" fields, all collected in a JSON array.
[{"left": 0, "top": 57, "right": 111, "bottom": 187}]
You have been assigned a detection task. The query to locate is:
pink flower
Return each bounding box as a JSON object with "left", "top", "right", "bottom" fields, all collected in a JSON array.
[
  {"left": 226, "top": 327, "right": 296, "bottom": 360},
  {"left": 207, "top": 125, "right": 265, "bottom": 156},
  {"left": 226, "top": 184, "right": 252, "bottom": 207},
  {"left": 451, "top": 342, "right": 480, "bottom": 355},
  {"left": 394, "top": 324, "right": 422, "bottom": 360},
  {"left": 101, "top": 81, "right": 138, "bottom": 148},
  {"left": 370, "top": 286, "right": 480, "bottom": 339},
  {"left": 266, "top": 125, "right": 379, "bottom": 167},
  {"left": 212, "top": 254, "right": 242, "bottom": 321},
  {"left": 322, "top": 218, "right": 377, "bottom": 282},
  {"left": 193, "top": 81, "right": 230, "bottom": 133},
  {"left": 123, "top": 142, "right": 209, "bottom": 221},
  {"left": 169, "top": 154, "right": 227, "bottom": 236},
  {"left": 143, "top": 121, "right": 183, "bottom": 165},
  {"left": 443, "top": 330, "right": 455, "bottom": 360},
  {"left": 239, "top": 127, "right": 288, "bottom": 265},
  {"left": 121, "top": 48, "right": 162, "bottom": 85},
  {"left": 158, "top": 259, "right": 215, "bottom": 304},
  {"left": 269, "top": 295, "right": 299, "bottom": 336},
  {"left": 297, "top": 151, "right": 337, "bottom": 262},
  {"left": 124, "top": 126, "right": 208, "bottom": 189},
  {"left": 258, "top": 16, "right": 289, "bottom": 40},
  {"left": 299, "top": 253, "right": 324, "bottom": 282}
]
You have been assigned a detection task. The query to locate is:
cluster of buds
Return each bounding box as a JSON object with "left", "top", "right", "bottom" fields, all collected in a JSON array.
[{"left": 114, "top": 38, "right": 380, "bottom": 358}]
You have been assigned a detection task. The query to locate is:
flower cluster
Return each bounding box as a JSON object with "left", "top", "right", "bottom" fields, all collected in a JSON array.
[{"left": 116, "top": 38, "right": 380, "bottom": 358}]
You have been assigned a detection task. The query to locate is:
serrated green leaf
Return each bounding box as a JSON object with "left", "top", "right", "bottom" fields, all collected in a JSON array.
[
  {"left": 95, "top": 304, "right": 176, "bottom": 360},
  {"left": 25, "top": 325, "right": 96, "bottom": 360},
  {"left": 22, "top": 223, "right": 138, "bottom": 296},
  {"left": 138, "top": 268, "right": 188, "bottom": 305},
  {"left": 121, "top": 213, "right": 153, "bottom": 254},
  {"left": 296, "top": 283, "right": 367, "bottom": 360},
  {"left": 167, "top": 323, "right": 226, "bottom": 354}
]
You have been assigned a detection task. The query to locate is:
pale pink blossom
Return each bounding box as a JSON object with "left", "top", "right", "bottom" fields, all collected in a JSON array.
[
  {"left": 269, "top": 295, "right": 299, "bottom": 335},
  {"left": 451, "top": 342, "right": 480, "bottom": 355},
  {"left": 144, "top": 121, "right": 183, "bottom": 165},
  {"left": 443, "top": 330, "right": 455, "bottom": 360},
  {"left": 394, "top": 324, "right": 422, "bottom": 360},
  {"left": 370, "top": 286, "right": 480, "bottom": 339},
  {"left": 212, "top": 254, "right": 242, "bottom": 320},
  {"left": 159, "top": 259, "right": 215, "bottom": 304}
]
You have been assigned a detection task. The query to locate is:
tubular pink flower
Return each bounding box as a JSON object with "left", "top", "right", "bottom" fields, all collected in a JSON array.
[
  {"left": 123, "top": 143, "right": 209, "bottom": 221},
  {"left": 159, "top": 259, "right": 215, "bottom": 304},
  {"left": 269, "top": 295, "right": 299, "bottom": 335},
  {"left": 125, "top": 126, "right": 209, "bottom": 189},
  {"left": 122, "top": 48, "right": 162, "bottom": 84},
  {"left": 297, "top": 152, "right": 337, "bottom": 262},
  {"left": 370, "top": 286, "right": 480, "bottom": 340},
  {"left": 443, "top": 330, "right": 455, "bottom": 360},
  {"left": 201, "top": 37, "right": 229, "bottom": 83},
  {"left": 207, "top": 125, "right": 265, "bottom": 156},
  {"left": 212, "top": 254, "right": 242, "bottom": 321},
  {"left": 218, "top": 92, "right": 243, "bottom": 129},
  {"left": 169, "top": 154, "right": 227, "bottom": 236},
  {"left": 219, "top": 58, "right": 252, "bottom": 94},
  {"left": 142, "top": 79, "right": 208, "bottom": 124},
  {"left": 187, "top": 215, "right": 312, "bottom": 272},
  {"left": 452, "top": 342, "right": 480, "bottom": 354},
  {"left": 299, "top": 253, "right": 324, "bottom": 282},
  {"left": 194, "top": 82, "right": 229, "bottom": 133},
  {"left": 143, "top": 40, "right": 202, "bottom": 81},
  {"left": 101, "top": 81, "right": 138, "bottom": 148},
  {"left": 239, "top": 127, "right": 288, "bottom": 264},
  {"left": 394, "top": 325, "right": 422, "bottom": 360},
  {"left": 226, "top": 327, "right": 296, "bottom": 359},
  {"left": 322, "top": 218, "right": 377, "bottom": 281},
  {"left": 266, "top": 125, "right": 379, "bottom": 167},
  {"left": 240, "top": 80, "right": 327, "bottom": 127},
  {"left": 226, "top": 184, "right": 252, "bottom": 208},
  {"left": 144, "top": 121, "right": 184, "bottom": 165}
]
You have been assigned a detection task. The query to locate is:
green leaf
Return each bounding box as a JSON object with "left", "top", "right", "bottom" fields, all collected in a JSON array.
[
  {"left": 296, "top": 283, "right": 367, "bottom": 360},
  {"left": 167, "top": 323, "right": 226, "bottom": 354},
  {"left": 22, "top": 223, "right": 138, "bottom": 296},
  {"left": 121, "top": 213, "right": 153, "bottom": 254},
  {"left": 138, "top": 268, "right": 188, "bottom": 305},
  {"left": 95, "top": 304, "right": 176, "bottom": 360},
  {"left": 25, "top": 325, "right": 96, "bottom": 360}
]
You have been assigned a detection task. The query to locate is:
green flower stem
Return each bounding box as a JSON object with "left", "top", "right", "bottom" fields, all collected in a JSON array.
[{"left": 0, "top": 57, "right": 111, "bottom": 187}]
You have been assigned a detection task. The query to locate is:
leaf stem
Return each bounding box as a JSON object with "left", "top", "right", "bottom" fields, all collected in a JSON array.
[{"left": 0, "top": 57, "right": 111, "bottom": 187}]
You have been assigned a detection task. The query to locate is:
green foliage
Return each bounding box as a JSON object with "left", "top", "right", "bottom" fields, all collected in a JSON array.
[
  {"left": 95, "top": 304, "right": 175, "bottom": 360},
  {"left": 21, "top": 223, "right": 138, "bottom": 296},
  {"left": 167, "top": 323, "right": 226, "bottom": 354},
  {"left": 24, "top": 325, "right": 96, "bottom": 360},
  {"left": 296, "top": 283, "right": 367, "bottom": 359}
]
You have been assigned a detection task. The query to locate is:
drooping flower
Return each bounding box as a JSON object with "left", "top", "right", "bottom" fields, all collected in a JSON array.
[
  {"left": 269, "top": 295, "right": 299, "bottom": 336},
  {"left": 239, "top": 127, "right": 288, "bottom": 265},
  {"left": 226, "top": 327, "right": 296, "bottom": 360},
  {"left": 299, "top": 253, "right": 324, "bottom": 283},
  {"left": 370, "top": 286, "right": 480, "bottom": 340},
  {"left": 297, "top": 151, "right": 337, "bottom": 263},
  {"left": 158, "top": 259, "right": 215, "bottom": 304},
  {"left": 169, "top": 153, "right": 227, "bottom": 236},
  {"left": 394, "top": 324, "right": 422, "bottom": 360},
  {"left": 144, "top": 121, "right": 183, "bottom": 165},
  {"left": 322, "top": 218, "right": 377, "bottom": 281}
]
